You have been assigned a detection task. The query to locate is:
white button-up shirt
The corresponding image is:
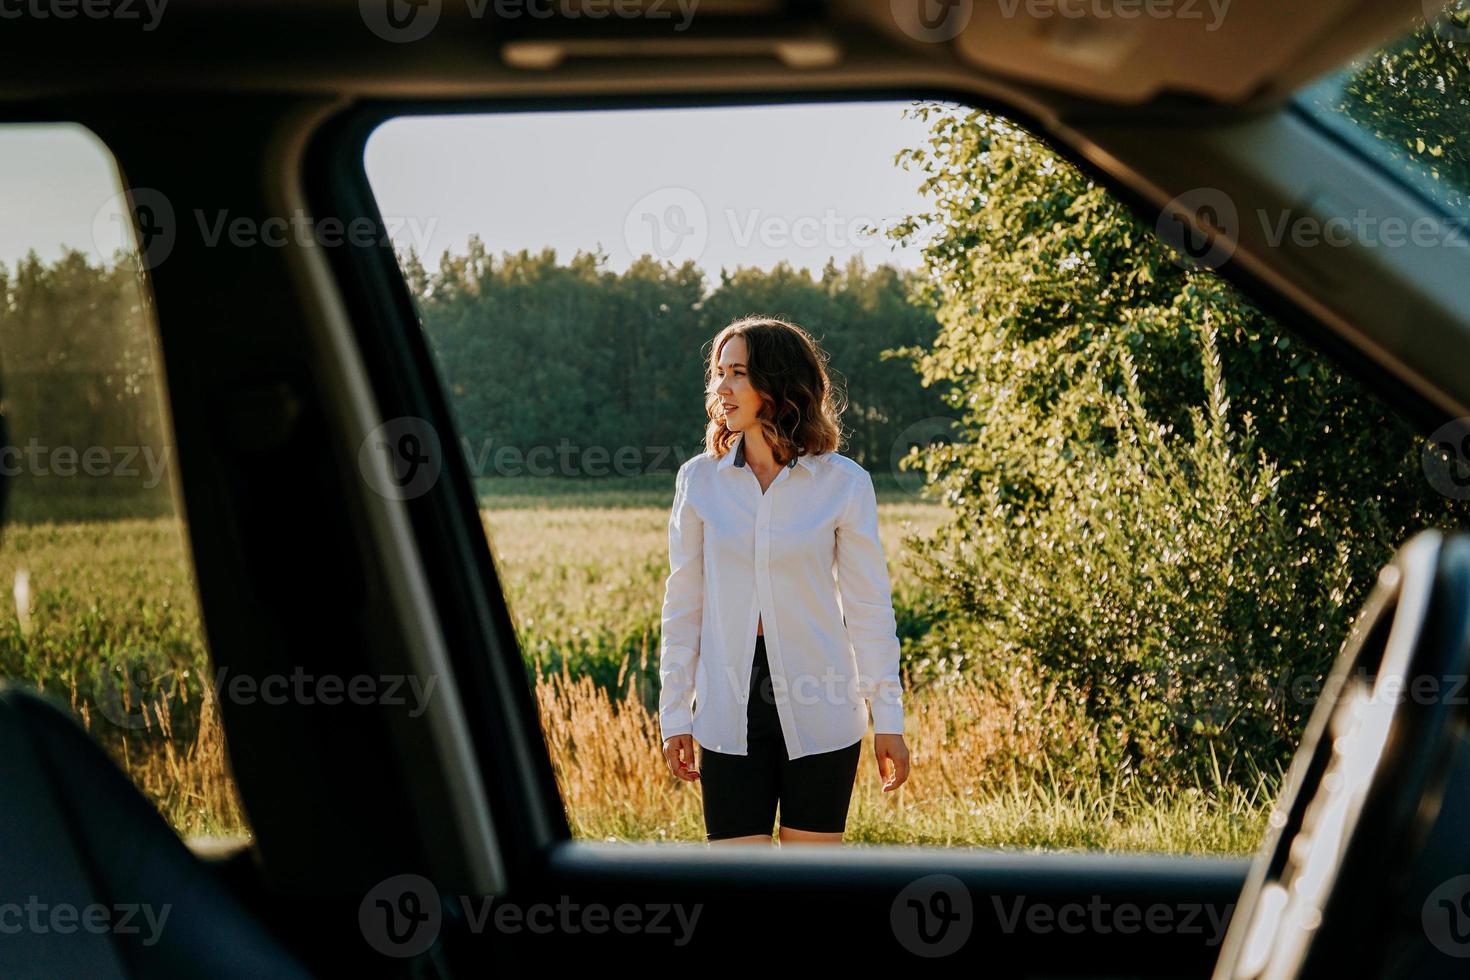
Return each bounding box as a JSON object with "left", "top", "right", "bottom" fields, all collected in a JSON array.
[{"left": 658, "top": 429, "right": 905, "bottom": 759}]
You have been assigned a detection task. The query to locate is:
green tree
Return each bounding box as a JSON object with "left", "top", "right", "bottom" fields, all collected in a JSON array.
[
  {"left": 1299, "top": 4, "right": 1470, "bottom": 217},
  {"left": 886, "top": 104, "right": 1470, "bottom": 789},
  {"left": 402, "top": 242, "right": 945, "bottom": 482},
  {"left": 0, "top": 246, "right": 169, "bottom": 520}
]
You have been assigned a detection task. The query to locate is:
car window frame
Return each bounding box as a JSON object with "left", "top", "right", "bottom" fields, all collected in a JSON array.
[
  {"left": 301, "top": 84, "right": 1462, "bottom": 872},
  {"left": 0, "top": 117, "right": 255, "bottom": 844}
]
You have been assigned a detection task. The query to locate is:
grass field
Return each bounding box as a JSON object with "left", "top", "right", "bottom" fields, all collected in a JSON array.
[
  {"left": 0, "top": 518, "right": 246, "bottom": 837},
  {"left": 0, "top": 475, "right": 1277, "bottom": 854}
]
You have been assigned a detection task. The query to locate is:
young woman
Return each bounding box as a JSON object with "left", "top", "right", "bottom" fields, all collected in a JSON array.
[{"left": 658, "top": 315, "right": 911, "bottom": 846}]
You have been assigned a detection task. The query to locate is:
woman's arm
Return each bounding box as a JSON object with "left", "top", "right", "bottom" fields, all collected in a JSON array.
[
  {"left": 835, "top": 467, "right": 905, "bottom": 735},
  {"left": 658, "top": 459, "right": 704, "bottom": 742}
]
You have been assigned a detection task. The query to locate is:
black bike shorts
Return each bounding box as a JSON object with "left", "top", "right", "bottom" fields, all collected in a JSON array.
[{"left": 698, "top": 634, "right": 862, "bottom": 840}]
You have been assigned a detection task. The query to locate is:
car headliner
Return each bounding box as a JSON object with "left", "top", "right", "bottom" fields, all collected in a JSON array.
[{"left": 0, "top": 0, "right": 1429, "bottom": 110}]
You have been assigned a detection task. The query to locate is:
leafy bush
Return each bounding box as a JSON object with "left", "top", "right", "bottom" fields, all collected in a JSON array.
[{"left": 886, "top": 105, "right": 1470, "bottom": 790}]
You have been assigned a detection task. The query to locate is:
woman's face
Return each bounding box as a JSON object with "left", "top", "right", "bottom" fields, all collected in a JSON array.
[{"left": 713, "top": 335, "right": 762, "bottom": 431}]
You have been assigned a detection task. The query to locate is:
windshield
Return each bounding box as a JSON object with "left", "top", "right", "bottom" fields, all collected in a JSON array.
[{"left": 1295, "top": 3, "right": 1470, "bottom": 220}]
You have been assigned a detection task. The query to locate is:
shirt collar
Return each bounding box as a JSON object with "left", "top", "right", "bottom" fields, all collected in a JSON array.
[{"left": 717, "top": 429, "right": 817, "bottom": 473}]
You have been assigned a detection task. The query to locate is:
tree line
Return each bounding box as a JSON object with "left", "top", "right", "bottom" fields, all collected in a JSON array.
[{"left": 398, "top": 242, "right": 949, "bottom": 480}]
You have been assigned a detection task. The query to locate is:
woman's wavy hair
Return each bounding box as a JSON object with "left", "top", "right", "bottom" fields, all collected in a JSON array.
[{"left": 703, "top": 316, "right": 846, "bottom": 465}]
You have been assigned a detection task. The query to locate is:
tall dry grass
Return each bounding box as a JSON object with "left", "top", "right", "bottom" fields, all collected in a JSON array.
[
  {"left": 535, "top": 630, "right": 1271, "bottom": 853},
  {"left": 0, "top": 496, "right": 1275, "bottom": 854},
  {"left": 70, "top": 675, "right": 248, "bottom": 838},
  {"left": 0, "top": 518, "right": 250, "bottom": 839}
]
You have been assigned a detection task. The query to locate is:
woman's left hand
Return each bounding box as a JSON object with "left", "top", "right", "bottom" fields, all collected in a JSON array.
[{"left": 872, "top": 733, "right": 910, "bottom": 792}]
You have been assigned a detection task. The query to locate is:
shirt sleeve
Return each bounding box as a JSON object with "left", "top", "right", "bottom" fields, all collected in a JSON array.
[
  {"left": 835, "top": 468, "right": 905, "bottom": 735},
  {"left": 658, "top": 459, "right": 703, "bottom": 742}
]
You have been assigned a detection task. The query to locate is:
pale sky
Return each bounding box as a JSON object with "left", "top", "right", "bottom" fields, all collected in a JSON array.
[
  {"left": 0, "top": 124, "right": 134, "bottom": 268},
  {"left": 364, "top": 100, "right": 940, "bottom": 276},
  {"left": 2, "top": 101, "right": 946, "bottom": 276}
]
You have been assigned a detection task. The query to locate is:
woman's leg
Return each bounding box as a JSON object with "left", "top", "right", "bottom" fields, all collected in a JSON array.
[
  {"left": 775, "top": 738, "right": 863, "bottom": 845},
  {"left": 777, "top": 826, "right": 843, "bottom": 845},
  {"left": 698, "top": 743, "right": 778, "bottom": 844},
  {"left": 699, "top": 637, "right": 782, "bottom": 845},
  {"left": 709, "top": 834, "right": 772, "bottom": 845}
]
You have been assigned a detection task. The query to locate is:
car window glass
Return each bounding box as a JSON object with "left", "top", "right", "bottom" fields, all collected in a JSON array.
[
  {"left": 0, "top": 123, "right": 251, "bottom": 844},
  {"left": 1296, "top": 4, "right": 1470, "bottom": 220},
  {"left": 363, "top": 99, "right": 1470, "bottom": 853}
]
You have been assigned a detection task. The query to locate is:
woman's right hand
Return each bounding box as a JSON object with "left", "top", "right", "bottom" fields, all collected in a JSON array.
[{"left": 662, "top": 733, "right": 700, "bottom": 781}]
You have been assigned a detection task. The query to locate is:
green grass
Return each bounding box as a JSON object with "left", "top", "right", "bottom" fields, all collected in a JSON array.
[
  {"left": 0, "top": 480, "right": 1277, "bottom": 854},
  {"left": 0, "top": 517, "right": 245, "bottom": 837}
]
